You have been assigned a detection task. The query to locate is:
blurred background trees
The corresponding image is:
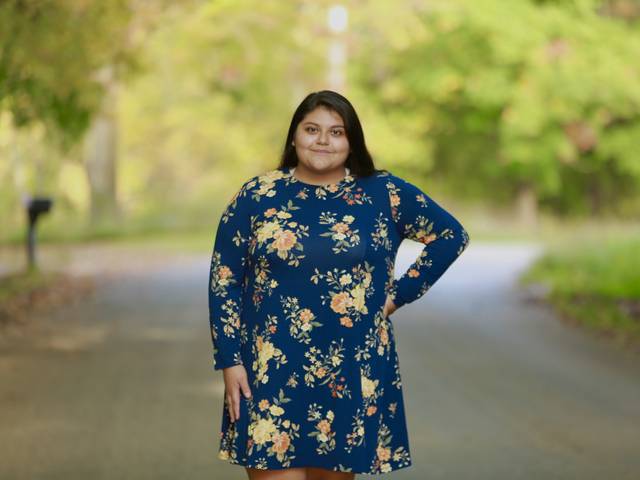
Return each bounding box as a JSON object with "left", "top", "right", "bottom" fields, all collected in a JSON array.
[{"left": 1, "top": 0, "right": 639, "bottom": 243}]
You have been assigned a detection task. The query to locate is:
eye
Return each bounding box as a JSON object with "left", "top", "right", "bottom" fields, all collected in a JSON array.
[
  {"left": 331, "top": 129, "right": 343, "bottom": 136},
  {"left": 305, "top": 126, "right": 317, "bottom": 133}
]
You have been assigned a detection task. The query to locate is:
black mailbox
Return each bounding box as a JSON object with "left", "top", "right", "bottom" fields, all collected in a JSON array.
[
  {"left": 24, "top": 196, "right": 54, "bottom": 270},
  {"left": 27, "top": 197, "right": 53, "bottom": 224}
]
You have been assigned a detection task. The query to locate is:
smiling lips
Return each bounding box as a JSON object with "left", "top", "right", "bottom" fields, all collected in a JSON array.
[{"left": 311, "top": 149, "right": 332, "bottom": 153}]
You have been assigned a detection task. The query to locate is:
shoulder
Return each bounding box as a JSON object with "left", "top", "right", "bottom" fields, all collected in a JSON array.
[
  {"left": 227, "top": 168, "right": 288, "bottom": 206},
  {"left": 373, "top": 169, "right": 421, "bottom": 194}
]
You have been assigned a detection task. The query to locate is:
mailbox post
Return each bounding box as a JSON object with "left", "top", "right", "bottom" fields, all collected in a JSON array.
[{"left": 25, "top": 196, "right": 53, "bottom": 271}]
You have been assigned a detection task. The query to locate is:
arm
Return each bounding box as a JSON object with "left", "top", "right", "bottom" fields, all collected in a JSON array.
[
  {"left": 386, "top": 174, "right": 470, "bottom": 309},
  {"left": 208, "top": 177, "right": 256, "bottom": 370}
]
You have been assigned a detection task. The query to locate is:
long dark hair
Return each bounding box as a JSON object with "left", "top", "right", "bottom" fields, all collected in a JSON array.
[{"left": 277, "top": 90, "right": 385, "bottom": 178}]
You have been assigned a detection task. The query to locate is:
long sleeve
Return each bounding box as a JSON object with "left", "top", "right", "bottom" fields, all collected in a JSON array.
[
  {"left": 386, "top": 174, "right": 470, "bottom": 309},
  {"left": 208, "top": 177, "right": 256, "bottom": 371}
]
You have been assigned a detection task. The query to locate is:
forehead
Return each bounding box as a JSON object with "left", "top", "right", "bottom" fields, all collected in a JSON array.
[{"left": 300, "top": 106, "right": 345, "bottom": 127}]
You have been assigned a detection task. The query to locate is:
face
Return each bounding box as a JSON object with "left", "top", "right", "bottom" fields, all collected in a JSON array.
[{"left": 292, "top": 106, "right": 350, "bottom": 173}]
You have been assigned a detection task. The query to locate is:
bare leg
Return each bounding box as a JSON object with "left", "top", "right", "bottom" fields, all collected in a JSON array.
[
  {"left": 245, "top": 466, "right": 307, "bottom": 480},
  {"left": 306, "top": 467, "right": 355, "bottom": 480}
]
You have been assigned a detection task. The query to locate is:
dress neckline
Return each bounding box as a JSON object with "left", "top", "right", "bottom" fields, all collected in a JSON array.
[{"left": 286, "top": 165, "right": 355, "bottom": 189}]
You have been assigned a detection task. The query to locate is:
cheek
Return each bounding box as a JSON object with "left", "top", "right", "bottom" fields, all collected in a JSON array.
[{"left": 335, "top": 137, "right": 350, "bottom": 150}]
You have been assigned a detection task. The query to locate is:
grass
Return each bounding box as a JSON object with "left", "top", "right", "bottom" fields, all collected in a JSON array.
[
  {"left": 520, "top": 236, "right": 640, "bottom": 349},
  {"left": 0, "top": 269, "right": 54, "bottom": 304}
]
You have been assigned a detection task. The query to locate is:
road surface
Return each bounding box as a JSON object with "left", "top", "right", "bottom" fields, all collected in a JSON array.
[{"left": 1, "top": 242, "right": 639, "bottom": 479}]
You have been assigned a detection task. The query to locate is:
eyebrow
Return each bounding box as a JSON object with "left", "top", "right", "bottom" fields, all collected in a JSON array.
[{"left": 302, "top": 122, "right": 345, "bottom": 128}]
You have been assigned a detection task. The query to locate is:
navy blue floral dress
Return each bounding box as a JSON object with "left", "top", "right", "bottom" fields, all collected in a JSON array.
[{"left": 208, "top": 166, "right": 470, "bottom": 475}]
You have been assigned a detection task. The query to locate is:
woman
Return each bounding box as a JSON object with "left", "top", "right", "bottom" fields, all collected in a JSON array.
[{"left": 208, "top": 90, "right": 470, "bottom": 479}]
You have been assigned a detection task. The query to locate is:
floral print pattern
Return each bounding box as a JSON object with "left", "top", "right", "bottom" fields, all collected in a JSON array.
[
  {"left": 209, "top": 166, "right": 470, "bottom": 474},
  {"left": 318, "top": 211, "right": 361, "bottom": 253}
]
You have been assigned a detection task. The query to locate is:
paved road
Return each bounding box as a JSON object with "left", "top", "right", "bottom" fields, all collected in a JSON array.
[{"left": 1, "top": 242, "right": 639, "bottom": 479}]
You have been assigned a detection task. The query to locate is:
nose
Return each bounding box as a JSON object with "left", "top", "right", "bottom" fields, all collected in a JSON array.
[{"left": 318, "top": 130, "right": 330, "bottom": 144}]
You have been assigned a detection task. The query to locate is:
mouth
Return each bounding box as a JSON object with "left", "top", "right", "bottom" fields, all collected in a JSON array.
[{"left": 311, "top": 149, "right": 332, "bottom": 154}]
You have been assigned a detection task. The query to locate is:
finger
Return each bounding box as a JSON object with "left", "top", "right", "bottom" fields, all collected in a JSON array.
[
  {"left": 241, "top": 379, "right": 252, "bottom": 399},
  {"left": 233, "top": 393, "right": 240, "bottom": 421},
  {"left": 226, "top": 394, "right": 235, "bottom": 422}
]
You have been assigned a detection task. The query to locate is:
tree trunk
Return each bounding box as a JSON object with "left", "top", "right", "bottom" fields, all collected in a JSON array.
[
  {"left": 516, "top": 182, "right": 538, "bottom": 229},
  {"left": 83, "top": 64, "right": 121, "bottom": 228}
]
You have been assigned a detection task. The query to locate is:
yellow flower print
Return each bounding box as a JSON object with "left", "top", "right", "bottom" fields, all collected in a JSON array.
[
  {"left": 257, "top": 336, "right": 275, "bottom": 361},
  {"left": 370, "top": 212, "right": 393, "bottom": 251},
  {"left": 311, "top": 262, "right": 375, "bottom": 325},
  {"left": 361, "top": 374, "right": 379, "bottom": 398},
  {"left": 350, "top": 285, "right": 368, "bottom": 314},
  {"left": 332, "top": 223, "right": 349, "bottom": 237},
  {"left": 251, "top": 315, "right": 287, "bottom": 386},
  {"left": 253, "top": 201, "right": 309, "bottom": 267},
  {"left": 217, "top": 265, "right": 232, "bottom": 284},
  {"left": 269, "top": 405, "right": 285, "bottom": 416},
  {"left": 246, "top": 388, "right": 301, "bottom": 468},
  {"left": 355, "top": 315, "right": 393, "bottom": 365},
  {"left": 257, "top": 221, "right": 279, "bottom": 242},
  {"left": 252, "top": 418, "right": 277, "bottom": 445}
]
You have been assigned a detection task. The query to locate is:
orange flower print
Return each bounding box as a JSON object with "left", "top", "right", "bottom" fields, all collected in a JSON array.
[
  {"left": 303, "top": 340, "right": 351, "bottom": 399},
  {"left": 311, "top": 262, "right": 375, "bottom": 325},
  {"left": 307, "top": 403, "right": 336, "bottom": 454},
  {"left": 319, "top": 211, "right": 361, "bottom": 253},
  {"left": 271, "top": 431, "right": 291, "bottom": 454},
  {"left": 377, "top": 446, "right": 391, "bottom": 461},
  {"left": 253, "top": 202, "right": 309, "bottom": 267},
  {"left": 339, "top": 316, "right": 353, "bottom": 327},
  {"left": 330, "top": 292, "right": 351, "bottom": 314},
  {"left": 281, "top": 296, "right": 323, "bottom": 344},
  {"left": 246, "top": 388, "right": 301, "bottom": 468},
  {"left": 271, "top": 229, "right": 297, "bottom": 257}
]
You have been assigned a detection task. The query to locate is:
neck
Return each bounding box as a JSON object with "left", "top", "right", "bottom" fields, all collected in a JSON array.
[{"left": 291, "top": 165, "right": 349, "bottom": 184}]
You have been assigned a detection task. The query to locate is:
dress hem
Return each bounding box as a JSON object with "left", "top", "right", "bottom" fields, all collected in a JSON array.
[{"left": 218, "top": 453, "right": 413, "bottom": 476}]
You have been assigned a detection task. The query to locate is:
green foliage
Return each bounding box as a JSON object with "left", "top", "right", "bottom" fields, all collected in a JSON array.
[
  {"left": 353, "top": 0, "right": 640, "bottom": 215},
  {"left": 0, "top": 0, "right": 134, "bottom": 146},
  {"left": 2, "top": 0, "right": 640, "bottom": 245}
]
